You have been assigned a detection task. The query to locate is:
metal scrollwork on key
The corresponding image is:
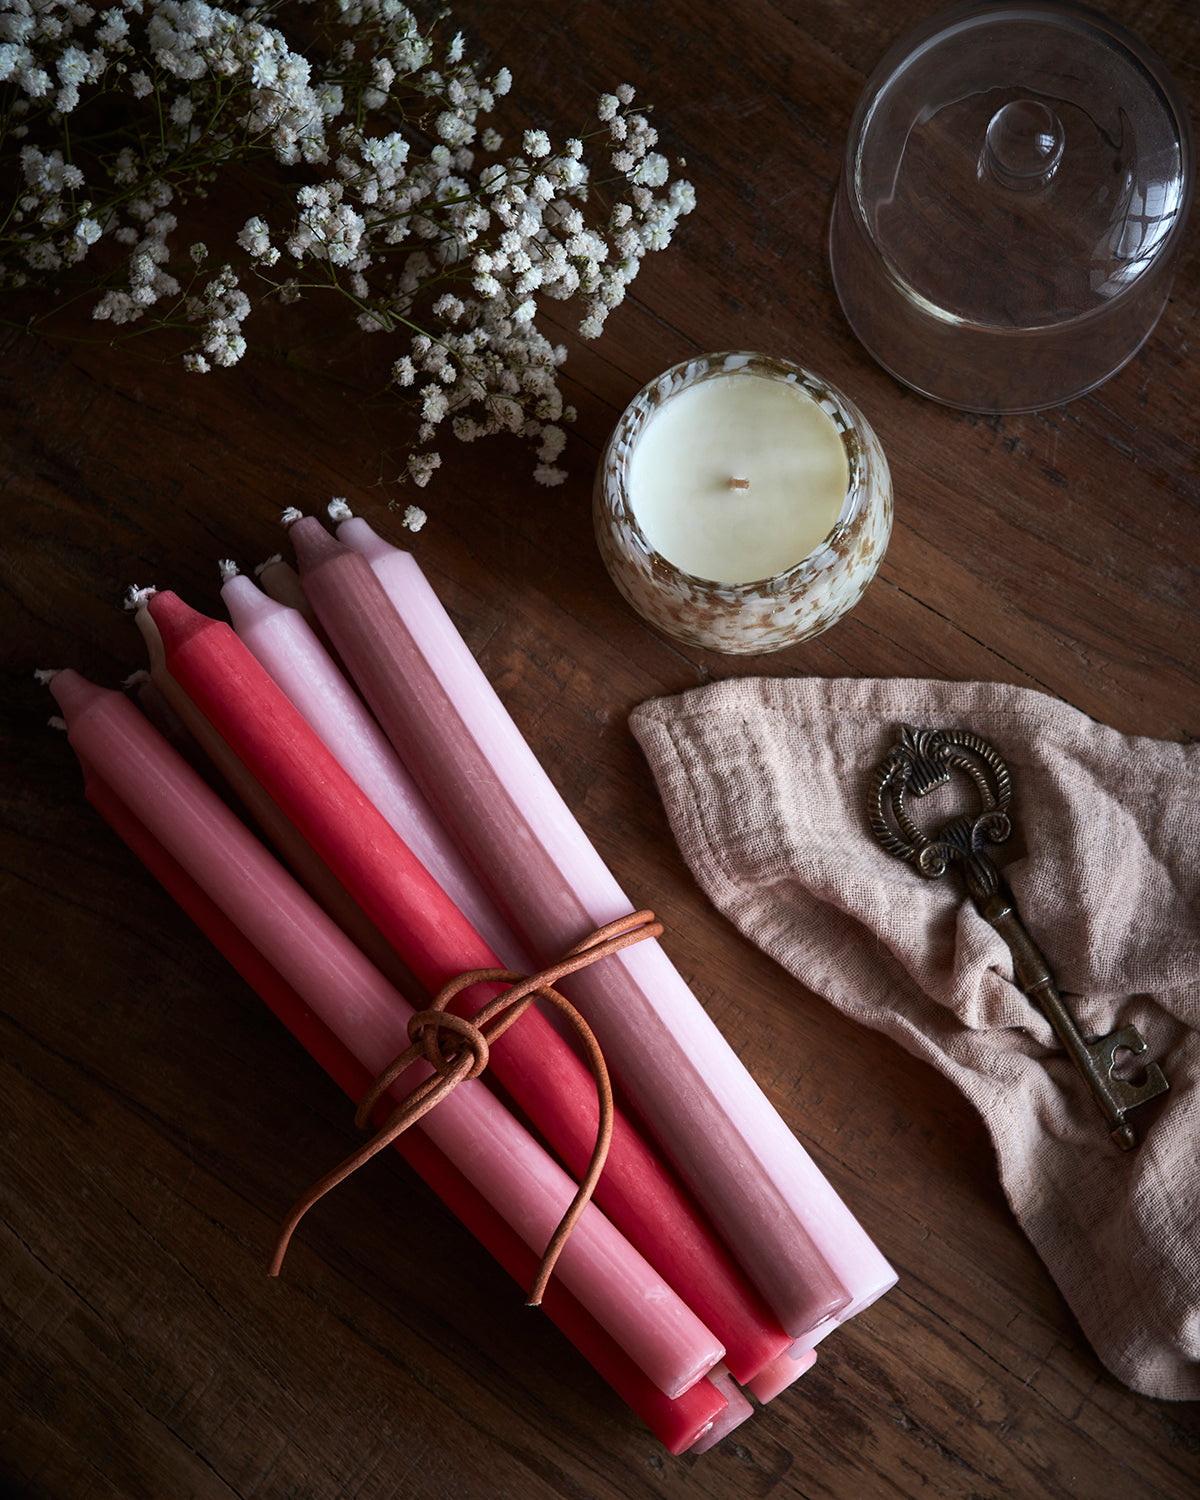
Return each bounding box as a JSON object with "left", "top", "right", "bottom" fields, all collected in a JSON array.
[{"left": 868, "top": 725, "right": 1169, "bottom": 1151}]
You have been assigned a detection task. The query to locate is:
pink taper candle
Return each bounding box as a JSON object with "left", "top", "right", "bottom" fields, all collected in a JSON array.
[
  {"left": 746, "top": 1345, "right": 819, "bottom": 1404},
  {"left": 47, "top": 669, "right": 724, "bottom": 1399},
  {"left": 305, "top": 508, "right": 897, "bottom": 1334}
]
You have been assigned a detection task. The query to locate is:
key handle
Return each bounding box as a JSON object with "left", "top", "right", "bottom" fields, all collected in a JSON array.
[{"left": 867, "top": 723, "right": 1013, "bottom": 882}]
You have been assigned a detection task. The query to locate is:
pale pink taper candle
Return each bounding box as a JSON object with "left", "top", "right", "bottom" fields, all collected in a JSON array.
[{"left": 687, "top": 1370, "right": 755, "bottom": 1453}]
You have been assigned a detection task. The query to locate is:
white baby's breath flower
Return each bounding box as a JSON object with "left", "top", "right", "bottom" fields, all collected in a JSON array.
[
  {"left": 406, "top": 451, "right": 442, "bottom": 486},
  {"left": 1, "top": 7, "right": 694, "bottom": 508},
  {"left": 92, "top": 287, "right": 138, "bottom": 322},
  {"left": 538, "top": 424, "right": 567, "bottom": 462},
  {"left": 237, "top": 214, "right": 271, "bottom": 258},
  {"left": 523, "top": 128, "right": 550, "bottom": 159},
  {"left": 206, "top": 329, "right": 246, "bottom": 365},
  {"left": 420, "top": 384, "right": 449, "bottom": 422},
  {"left": 22, "top": 67, "right": 52, "bottom": 97},
  {"left": 95, "top": 9, "right": 129, "bottom": 47},
  {"left": 632, "top": 151, "right": 669, "bottom": 187},
  {"left": 435, "top": 110, "right": 473, "bottom": 148},
  {"left": 432, "top": 292, "right": 465, "bottom": 322}
]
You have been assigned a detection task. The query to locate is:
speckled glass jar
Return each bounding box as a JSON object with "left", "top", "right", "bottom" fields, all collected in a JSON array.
[{"left": 593, "top": 351, "right": 893, "bottom": 654}]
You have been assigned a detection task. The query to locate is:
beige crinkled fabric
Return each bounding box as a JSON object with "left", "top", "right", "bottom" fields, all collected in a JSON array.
[{"left": 630, "top": 676, "right": 1200, "bottom": 1401}]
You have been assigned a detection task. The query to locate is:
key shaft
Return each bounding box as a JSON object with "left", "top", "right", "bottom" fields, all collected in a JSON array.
[{"left": 966, "top": 857, "right": 1168, "bottom": 1150}]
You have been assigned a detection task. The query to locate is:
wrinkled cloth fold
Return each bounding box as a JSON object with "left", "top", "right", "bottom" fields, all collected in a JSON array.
[{"left": 630, "top": 677, "right": 1200, "bottom": 1401}]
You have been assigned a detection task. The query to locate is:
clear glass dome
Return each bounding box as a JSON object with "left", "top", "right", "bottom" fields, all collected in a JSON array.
[{"left": 829, "top": 1, "right": 1194, "bottom": 412}]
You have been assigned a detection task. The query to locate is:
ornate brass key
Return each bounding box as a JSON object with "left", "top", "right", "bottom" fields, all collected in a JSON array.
[{"left": 867, "top": 725, "right": 1169, "bottom": 1150}]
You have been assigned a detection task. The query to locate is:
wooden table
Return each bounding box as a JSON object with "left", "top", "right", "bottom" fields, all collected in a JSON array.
[{"left": 3, "top": 1, "right": 1198, "bottom": 1495}]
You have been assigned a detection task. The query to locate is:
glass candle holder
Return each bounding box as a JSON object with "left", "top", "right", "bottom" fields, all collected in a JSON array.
[{"left": 593, "top": 351, "right": 892, "bottom": 654}]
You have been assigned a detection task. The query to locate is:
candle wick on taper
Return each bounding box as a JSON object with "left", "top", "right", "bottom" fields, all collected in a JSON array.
[
  {"left": 728, "top": 476, "right": 750, "bottom": 490},
  {"left": 124, "top": 583, "right": 158, "bottom": 612}
]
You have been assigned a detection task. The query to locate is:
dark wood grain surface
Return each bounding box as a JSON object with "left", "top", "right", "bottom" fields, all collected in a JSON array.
[{"left": 3, "top": 1, "right": 1199, "bottom": 1496}]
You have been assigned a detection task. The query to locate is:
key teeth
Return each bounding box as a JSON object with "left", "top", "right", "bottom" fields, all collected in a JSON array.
[
  {"left": 1097, "top": 1024, "right": 1149, "bottom": 1063},
  {"left": 1091, "top": 1024, "right": 1170, "bottom": 1120}
]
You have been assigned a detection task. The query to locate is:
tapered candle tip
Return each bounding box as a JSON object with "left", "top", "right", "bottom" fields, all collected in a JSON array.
[
  {"left": 280, "top": 506, "right": 304, "bottom": 528},
  {"left": 327, "top": 497, "right": 354, "bottom": 522},
  {"left": 220, "top": 567, "right": 276, "bottom": 628},
  {"left": 145, "top": 589, "right": 182, "bottom": 620},
  {"left": 144, "top": 589, "right": 217, "bottom": 655},
  {"left": 44, "top": 665, "right": 93, "bottom": 716},
  {"left": 333, "top": 511, "right": 398, "bottom": 568},
  {"left": 289, "top": 512, "right": 347, "bottom": 567},
  {"left": 218, "top": 558, "right": 239, "bottom": 582}
]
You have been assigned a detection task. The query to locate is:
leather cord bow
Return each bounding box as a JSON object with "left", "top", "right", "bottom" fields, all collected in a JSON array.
[{"left": 268, "top": 910, "right": 662, "bottom": 1304}]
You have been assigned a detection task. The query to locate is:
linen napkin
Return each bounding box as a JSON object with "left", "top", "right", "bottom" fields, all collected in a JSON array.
[{"left": 630, "top": 676, "right": 1200, "bottom": 1401}]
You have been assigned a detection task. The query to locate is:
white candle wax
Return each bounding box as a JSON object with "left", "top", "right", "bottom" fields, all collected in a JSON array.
[
  {"left": 594, "top": 352, "right": 893, "bottom": 654},
  {"left": 628, "top": 372, "right": 848, "bottom": 583}
]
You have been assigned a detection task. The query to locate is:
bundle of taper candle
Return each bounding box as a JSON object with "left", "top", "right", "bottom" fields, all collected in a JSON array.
[{"left": 45, "top": 501, "right": 896, "bottom": 1455}]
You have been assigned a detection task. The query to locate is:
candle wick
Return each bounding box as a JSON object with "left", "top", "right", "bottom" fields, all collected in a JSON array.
[{"left": 728, "top": 476, "right": 750, "bottom": 491}]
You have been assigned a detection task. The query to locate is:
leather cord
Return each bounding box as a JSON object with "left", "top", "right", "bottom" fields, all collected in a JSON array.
[{"left": 268, "top": 910, "right": 663, "bottom": 1304}]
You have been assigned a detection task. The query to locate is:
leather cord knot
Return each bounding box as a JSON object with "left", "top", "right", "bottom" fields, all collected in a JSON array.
[
  {"left": 400, "top": 1006, "right": 491, "bottom": 1086},
  {"left": 268, "top": 910, "right": 663, "bottom": 1304}
]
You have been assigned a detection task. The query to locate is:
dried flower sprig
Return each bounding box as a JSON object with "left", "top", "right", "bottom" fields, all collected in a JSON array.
[{"left": 0, "top": 0, "right": 695, "bottom": 496}]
